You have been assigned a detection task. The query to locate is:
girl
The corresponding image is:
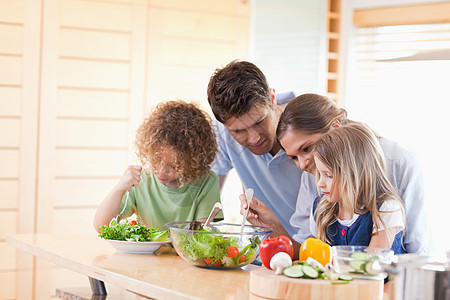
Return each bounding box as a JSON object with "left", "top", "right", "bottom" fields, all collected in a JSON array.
[
  {"left": 310, "top": 123, "right": 405, "bottom": 253},
  {"left": 242, "top": 94, "right": 425, "bottom": 259},
  {"left": 93, "top": 100, "right": 223, "bottom": 231}
]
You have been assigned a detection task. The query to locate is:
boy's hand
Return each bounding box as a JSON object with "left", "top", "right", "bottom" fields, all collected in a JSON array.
[{"left": 117, "top": 165, "right": 142, "bottom": 191}]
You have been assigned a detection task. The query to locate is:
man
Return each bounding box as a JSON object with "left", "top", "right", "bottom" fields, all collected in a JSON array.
[{"left": 207, "top": 60, "right": 303, "bottom": 237}]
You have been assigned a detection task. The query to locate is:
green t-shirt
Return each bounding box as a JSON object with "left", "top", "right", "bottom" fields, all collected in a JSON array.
[{"left": 120, "top": 170, "right": 223, "bottom": 230}]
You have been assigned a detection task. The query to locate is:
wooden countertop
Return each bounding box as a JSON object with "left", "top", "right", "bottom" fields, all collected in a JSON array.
[{"left": 6, "top": 234, "right": 257, "bottom": 300}]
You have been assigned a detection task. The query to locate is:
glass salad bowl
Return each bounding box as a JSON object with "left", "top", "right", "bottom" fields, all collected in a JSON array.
[
  {"left": 332, "top": 245, "right": 394, "bottom": 280},
  {"left": 165, "top": 221, "right": 273, "bottom": 269}
]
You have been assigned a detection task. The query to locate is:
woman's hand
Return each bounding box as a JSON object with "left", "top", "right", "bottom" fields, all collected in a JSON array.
[{"left": 117, "top": 165, "right": 142, "bottom": 191}]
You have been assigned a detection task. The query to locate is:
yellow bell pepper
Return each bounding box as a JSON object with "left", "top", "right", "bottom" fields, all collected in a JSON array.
[{"left": 299, "top": 238, "right": 332, "bottom": 267}]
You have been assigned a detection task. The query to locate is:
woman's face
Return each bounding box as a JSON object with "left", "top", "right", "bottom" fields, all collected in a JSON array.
[{"left": 279, "top": 128, "right": 324, "bottom": 173}]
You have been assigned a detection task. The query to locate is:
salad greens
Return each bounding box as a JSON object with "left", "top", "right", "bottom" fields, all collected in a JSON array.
[
  {"left": 174, "top": 226, "right": 261, "bottom": 268},
  {"left": 98, "top": 219, "right": 169, "bottom": 242}
]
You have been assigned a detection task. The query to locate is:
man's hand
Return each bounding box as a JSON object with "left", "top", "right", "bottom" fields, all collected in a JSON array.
[
  {"left": 239, "top": 193, "right": 300, "bottom": 259},
  {"left": 239, "top": 194, "right": 281, "bottom": 229}
]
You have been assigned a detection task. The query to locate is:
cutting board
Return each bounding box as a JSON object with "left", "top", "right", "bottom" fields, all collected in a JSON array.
[{"left": 249, "top": 267, "right": 384, "bottom": 300}]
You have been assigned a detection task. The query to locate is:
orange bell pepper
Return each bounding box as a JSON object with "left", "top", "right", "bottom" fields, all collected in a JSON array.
[{"left": 299, "top": 238, "right": 332, "bottom": 267}]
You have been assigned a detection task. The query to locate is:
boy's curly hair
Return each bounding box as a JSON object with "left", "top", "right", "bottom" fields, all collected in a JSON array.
[{"left": 135, "top": 100, "right": 217, "bottom": 184}]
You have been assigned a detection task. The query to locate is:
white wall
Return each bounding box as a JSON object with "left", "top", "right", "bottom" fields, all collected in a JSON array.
[{"left": 250, "top": 0, "right": 326, "bottom": 95}]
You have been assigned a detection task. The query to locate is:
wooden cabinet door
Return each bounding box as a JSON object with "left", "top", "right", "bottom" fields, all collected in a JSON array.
[
  {"left": 0, "top": 0, "right": 250, "bottom": 298},
  {"left": 0, "top": 0, "right": 41, "bottom": 298}
]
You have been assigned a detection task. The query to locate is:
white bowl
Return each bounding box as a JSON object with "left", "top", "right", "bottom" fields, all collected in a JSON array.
[{"left": 107, "top": 239, "right": 171, "bottom": 254}]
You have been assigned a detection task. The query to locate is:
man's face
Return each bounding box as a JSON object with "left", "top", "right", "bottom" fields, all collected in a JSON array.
[{"left": 224, "top": 104, "right": 279, "bottom": 155}]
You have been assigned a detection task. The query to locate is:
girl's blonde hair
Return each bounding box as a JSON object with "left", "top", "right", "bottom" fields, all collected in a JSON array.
[
  {"left": 135, "top": 100, "right": 217, "bottom": 185},
  {"left": 312, "top": 123, "right": 405, "bottom": 244}
]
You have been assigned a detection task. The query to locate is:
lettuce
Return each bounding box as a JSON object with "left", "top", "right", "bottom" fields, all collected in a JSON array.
[
  {"left": 176, "top": 229, "right": 238, "bottom": 261},
  {"left": 98, "top": 221, "right": 169, "bottom": 242},
  {"left": 174, "top": 228, "right": 261, "bottom": 267}
]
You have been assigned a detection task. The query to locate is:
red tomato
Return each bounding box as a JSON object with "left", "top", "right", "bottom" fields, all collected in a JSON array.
[
  {"left": 130, "top": 220, "right": 138, "bottom": 226},
  {"left": 259, "top": 235, "right": 293, "bottom": 269},
  {"left": 226, "top": 246, "right": 239, "bottom": 258},
  {"left": 214, "top": 260, "right": 222, "bottom": 267},
  {"left": 204, "top": 257, "right": 212, "bottom": 264},
  {"left": 238, "top": 255, "right": 246, "bottom": 263}
]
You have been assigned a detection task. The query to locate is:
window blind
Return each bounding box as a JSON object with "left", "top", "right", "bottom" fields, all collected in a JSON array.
[
  {"left": 345, "top": 22, "right": 450, "bottom": 258},
  {"left": 354, "top": 23, "right": 450, "bottom": 62}
]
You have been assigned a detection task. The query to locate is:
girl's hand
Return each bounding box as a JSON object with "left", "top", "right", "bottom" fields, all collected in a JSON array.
[{"left": 117, "top": 165, "right": 142, "bottom": 191}]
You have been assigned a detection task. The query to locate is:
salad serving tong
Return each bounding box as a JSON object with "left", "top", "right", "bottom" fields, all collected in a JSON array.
[{"left": 240, "top": 188, "right": 254, "bottom": 242}]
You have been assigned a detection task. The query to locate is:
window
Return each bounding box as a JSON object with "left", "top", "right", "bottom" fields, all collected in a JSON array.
[{"left": 345, "top": 22, "right": 450, "bottom": 257}]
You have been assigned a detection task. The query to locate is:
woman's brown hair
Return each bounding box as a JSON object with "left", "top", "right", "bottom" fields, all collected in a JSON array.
[{"left": 276, "top": 93, "right": 349, "bottom": 141}]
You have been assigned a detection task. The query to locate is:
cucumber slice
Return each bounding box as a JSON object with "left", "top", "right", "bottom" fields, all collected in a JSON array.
[
  {"left": 349, "top": 260, "right": 366, "bottom": 271},
  {"left": 332, "top": 280, "right": 350, "bottom": 284},
  {"left": 283, "top": 265, "right": 304, "bottom": 278},
  {"left": 302, "top": 265, "right": 319, "bottom": 279},
  {"left": 338, "top": 274, "right": 353, "bottom": 281},
  {"left": 364, "top": 261, "right": 380, "bottom": 275},
  {"left": 350, "top": 251, "right": 371, "bottom": 261}
]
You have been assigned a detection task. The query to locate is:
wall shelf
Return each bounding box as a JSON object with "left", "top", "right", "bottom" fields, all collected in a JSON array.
[{"left": 325, "top": 0, "right": 341, "bottom": 103}]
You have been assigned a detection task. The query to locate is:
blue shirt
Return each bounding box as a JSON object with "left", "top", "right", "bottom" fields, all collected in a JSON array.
[
  {"left": 312, "top": 197, "right": 404, "bottom": 254},
  {"left": 211, "top": 119, "right": 304, "bottom": 237},
  {"left": 291, "top": 137, "right": 429, "bottom": 254}
]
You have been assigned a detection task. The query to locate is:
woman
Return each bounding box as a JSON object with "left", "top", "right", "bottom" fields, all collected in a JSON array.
[{"left": 241, "top": 93, "right": 427, "bottom": 258}]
